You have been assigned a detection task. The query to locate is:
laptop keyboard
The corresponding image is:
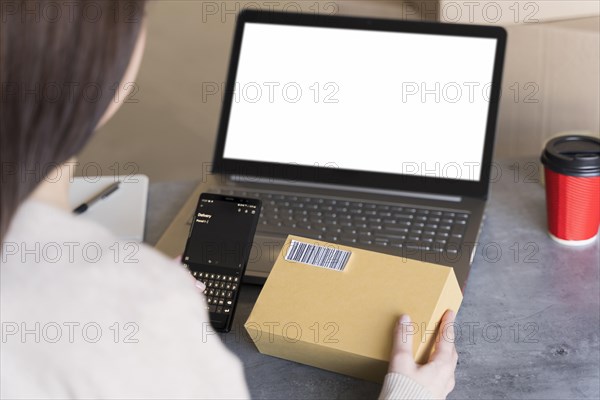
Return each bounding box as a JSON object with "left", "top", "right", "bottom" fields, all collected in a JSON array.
[{"left": 193, "top": 188, "right": 470, "bottom": 254}]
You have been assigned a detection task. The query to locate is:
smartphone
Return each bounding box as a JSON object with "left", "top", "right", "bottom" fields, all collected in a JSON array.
[{"left": 181, "top": 193, "right": 261, "bottom": 332}]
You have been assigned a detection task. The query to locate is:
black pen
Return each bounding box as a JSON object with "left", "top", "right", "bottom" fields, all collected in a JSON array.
[{"left": 73, "top": 181, "right": 121, "bottom": 214}]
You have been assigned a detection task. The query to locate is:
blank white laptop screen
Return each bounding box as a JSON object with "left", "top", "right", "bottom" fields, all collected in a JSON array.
[{"left": 222, "top": 23, "right": 498, "bottom": 182}]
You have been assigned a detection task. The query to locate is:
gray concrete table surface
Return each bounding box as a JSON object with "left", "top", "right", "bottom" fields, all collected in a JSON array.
[{"left": 146, "top": 160, "right": 599, "bottom": 400}]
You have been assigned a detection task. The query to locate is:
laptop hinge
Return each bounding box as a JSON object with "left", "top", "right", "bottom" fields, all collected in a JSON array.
[{"left": 230, "top": 175, "right": 462, "bottom": 203}]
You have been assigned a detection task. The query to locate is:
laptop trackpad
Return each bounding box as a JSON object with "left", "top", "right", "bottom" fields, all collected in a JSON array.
[{"left": 247, "top": 235, "right": 286, "bottom": 274}]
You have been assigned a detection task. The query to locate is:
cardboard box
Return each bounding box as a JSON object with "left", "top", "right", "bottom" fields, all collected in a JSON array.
[
  {"left": 495, "top": 17, "right": 600, "bottom": 159},
  {"left": 245, "top": 235, "right": 463, "bottom": 383}
]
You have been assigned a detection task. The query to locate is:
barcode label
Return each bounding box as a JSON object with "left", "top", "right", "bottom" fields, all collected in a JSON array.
[{"left": 284, "top": 240, "right": 351, "bottom": 271}]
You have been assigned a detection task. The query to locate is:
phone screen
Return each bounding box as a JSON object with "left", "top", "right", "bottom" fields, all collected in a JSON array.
[{"left": 184, "top": 194, "right": 260, "bottom": 272}]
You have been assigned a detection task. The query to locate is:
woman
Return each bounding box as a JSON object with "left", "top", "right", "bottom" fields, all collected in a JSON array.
[{"left": 0, "top": 1, "right": 458, "bottom": 398}]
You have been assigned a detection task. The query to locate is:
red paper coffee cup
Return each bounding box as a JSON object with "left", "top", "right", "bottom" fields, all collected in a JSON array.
[{"left": 541, "top": 135, "right": 600, "bottom": 246}]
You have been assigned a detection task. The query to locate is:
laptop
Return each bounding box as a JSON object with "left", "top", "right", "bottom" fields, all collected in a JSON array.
[{"left": 156, "top": 10, "right": 507, "bottom": 290}]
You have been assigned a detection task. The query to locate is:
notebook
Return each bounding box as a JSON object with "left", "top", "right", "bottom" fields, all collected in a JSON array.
[{"left": 68, "top": 175, "right": 149, "bottom": 242}]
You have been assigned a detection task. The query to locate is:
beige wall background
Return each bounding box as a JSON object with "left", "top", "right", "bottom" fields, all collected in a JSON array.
[{"left": 77, "top": 1, "right": 600, "bottom": 182}]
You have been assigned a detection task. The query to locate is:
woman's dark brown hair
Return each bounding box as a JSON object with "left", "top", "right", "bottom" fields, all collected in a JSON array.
[{"left": 0, "top": 0, "right": 146, "bottom": 243}]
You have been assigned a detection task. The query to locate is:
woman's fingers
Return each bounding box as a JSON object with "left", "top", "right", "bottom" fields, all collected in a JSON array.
[
  {"left": 393, "top": 315, "right": 414, "bottom": 353},
  {"left": 173, "top": 255, "right": 206, "bottom": 291},
  {"left": 429, "top": 309, "right": 458, "bottom": 363},
  {"left": 195, "top": 280, "right": 206, "bottom": 291},
  {"left": 389, "top": 314, "right": 417, "bottom": 372},
  {"left": 386, "top": 311, "right": 458, "bottom": 399}
]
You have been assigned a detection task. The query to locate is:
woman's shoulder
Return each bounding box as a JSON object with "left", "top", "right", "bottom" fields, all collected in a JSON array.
[
  {"left": 1, "top": 199, "right": 249, "bottom": 398},
  {"left": 1, "top": 198, "right": 201, "bottom": 323}
]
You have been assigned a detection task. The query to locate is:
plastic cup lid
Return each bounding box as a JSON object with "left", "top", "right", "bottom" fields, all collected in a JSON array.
[{"left": 541, "top": 135, "right": 600, "bottom": 177}]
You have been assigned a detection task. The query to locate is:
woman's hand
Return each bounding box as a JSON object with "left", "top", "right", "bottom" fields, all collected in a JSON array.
[
  {"left": 174, "top": 255, "right": 206, "bottom": 291},
  {"left": 388, "top": 310, "right": 458, "bottom": 399}
]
